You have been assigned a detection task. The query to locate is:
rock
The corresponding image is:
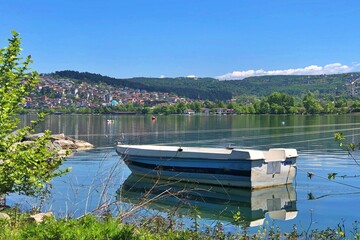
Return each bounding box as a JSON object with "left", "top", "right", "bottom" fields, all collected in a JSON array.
[
  {"left": 4, "top": 130, "right": 21, "bottom": 141},
  {"left": 53, "top": 139, "right": 77, "bottom": 149},
  {"left": 9, "top": 132, "right": 94, "bottom": 152},
  {"left": 46, "top": 141, "right": 62, "bottom": 152},
  {"left": 74, "top": 140, "right": 94, "bottom": 149},
  {"left": 65, "top": 136, "right": 75, "bottom": 141},
  {"left": 0, "top": 194, "right": 5, "bottom": 209},
  {"left": 50, "top": 133, "right": 66, "bottom": 140},
  {"left": 24, "top": 133, "right": 45, "bottom": 141},
  {"left": 57, "top": 149, "right": 68, "bottom": 156},
  {"left": 30, "top": 212, "right": 53, "bottom": 224},
  {"left": 10, "top": 141, "right": 35, "bottom": 151},
  {"left": 0, "top": 213, "right": 10, "bottom": 220}
]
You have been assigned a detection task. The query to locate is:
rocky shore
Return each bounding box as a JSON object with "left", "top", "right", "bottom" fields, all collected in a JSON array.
[
  {"left": 0, "top": 133, "right": 94, "bottom": 210},
  {"left": 23, "top": 133, "right": 94, "bottom": 156}
]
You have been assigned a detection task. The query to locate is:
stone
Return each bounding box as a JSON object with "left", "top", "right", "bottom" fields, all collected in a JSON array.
[
  {"left": 46, "top": 141, "right": 62, "bottom": 152},
  {"left": 24, "top": 133, "right": 45, "bottom": 141},
  {"left": 0, "top": 194, "right": 5, "bottom": 208},
  {"left": 0, "top": 213, "right": 10, "bottom": 220},
  {"left": 30, "top": 212, "right": 53, "bottom": 224},
  {"left": 57, "top": 149, "right": 68, "bottom": 156},
  {"left": 74, "top": 140, "right": 94, "bottom": 149},
  {"left": 10, "top": 141, "right": 34, "bottom": 151},
  {"left": 53, "top": 139, "right": 76, "bottom": 149},
  {"left": 50, "top": 133, "right": 66, "bottom": 140}
]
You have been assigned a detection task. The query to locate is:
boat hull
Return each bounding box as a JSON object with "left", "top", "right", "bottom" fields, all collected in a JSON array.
[{"left": 117, "top": 145, "right": 297, "bottom": 189}]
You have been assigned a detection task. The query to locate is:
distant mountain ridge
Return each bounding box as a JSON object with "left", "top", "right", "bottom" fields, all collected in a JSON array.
[{"left": 48, "top": 70, "right": 360, "bottom": 101}]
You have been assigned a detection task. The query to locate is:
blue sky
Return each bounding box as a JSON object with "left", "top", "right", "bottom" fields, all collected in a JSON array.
[{"left": 1, "top": 0, "right": 360, "bottom": 79}]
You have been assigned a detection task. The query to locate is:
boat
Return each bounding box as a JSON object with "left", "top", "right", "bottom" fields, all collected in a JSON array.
[
  {"left": 117, "top": 174, "right": 297, "bottom": 227},
  {"left": 116, "top": 144, "right": 298, "bottom": 189}
]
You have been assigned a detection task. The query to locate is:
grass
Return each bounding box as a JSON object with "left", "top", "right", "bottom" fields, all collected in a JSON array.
[{"left": 1, "top": 207, "right": 359, "bottom": 240}]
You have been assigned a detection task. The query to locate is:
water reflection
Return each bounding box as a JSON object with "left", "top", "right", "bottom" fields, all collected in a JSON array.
[{"left": 117, "top": 174, "right": 297, "bottom": 227}]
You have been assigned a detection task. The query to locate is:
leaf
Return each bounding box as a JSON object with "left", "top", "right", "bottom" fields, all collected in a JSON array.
[{"left": 327, "top": 173, "right": 337, "bottom": 180}]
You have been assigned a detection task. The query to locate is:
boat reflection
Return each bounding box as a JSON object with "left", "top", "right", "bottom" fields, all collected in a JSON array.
[{"left": 117, "top": 174, "right": 297, "bottom": 227}]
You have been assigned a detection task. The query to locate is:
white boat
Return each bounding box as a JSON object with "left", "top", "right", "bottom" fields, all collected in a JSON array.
[{"left": 116, "top": 144, "right": 298, "bottom": 189}]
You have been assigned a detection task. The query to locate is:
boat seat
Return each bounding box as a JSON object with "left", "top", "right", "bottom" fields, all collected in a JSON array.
[
  {"left": 230, "top": 149, "right": 265, "bottom": 160},
  {"left": 264, "top": 148, "right": 298, "bottom": 162}
]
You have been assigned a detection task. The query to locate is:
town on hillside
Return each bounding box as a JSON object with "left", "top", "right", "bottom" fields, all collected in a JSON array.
[
  {"left": 25, "top": 75, "right": 190, "bottom": 109},
  {"left": 22, "top": 73, "right": 360, "bottom": 115}
]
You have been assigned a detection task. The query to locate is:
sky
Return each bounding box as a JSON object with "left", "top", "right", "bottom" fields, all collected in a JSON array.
[{"left": 1, "top": 0, "right": 360, "bottom": 80}]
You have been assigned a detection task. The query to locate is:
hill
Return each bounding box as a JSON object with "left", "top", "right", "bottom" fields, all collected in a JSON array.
[{"left": 49, "top": 70, "right": 360, "bottom": 101}]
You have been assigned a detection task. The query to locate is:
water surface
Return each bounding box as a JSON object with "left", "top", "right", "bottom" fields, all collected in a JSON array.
[{"left": 11, "top": 114, "right": 360, "bottom": 233}]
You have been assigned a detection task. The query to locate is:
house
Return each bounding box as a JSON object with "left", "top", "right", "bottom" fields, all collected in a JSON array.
[
  {"left": 201, "top": 108, "right": 210, "bottom": 114},
  {"left": 184, "top": 109, "right": 195, "bottom": 115},
  {"left": 214, "top": 108, "right": 227, "bottom": 115}
]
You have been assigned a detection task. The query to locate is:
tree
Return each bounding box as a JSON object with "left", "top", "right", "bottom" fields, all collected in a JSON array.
[
  {"left": 302, "top": 93, "right": 323, "bottom": 114},
  {"left": 0, "top": 32, "right": 67, "bottom": 202},
  {"left": 266, "top": 92, "right": 295, "bottom": 114},
  {"left": 323, "top": 101, "right": 335, "bottom": 114},
  {"left": 259, "top": 101, "right": 270, "bottom": 114}
]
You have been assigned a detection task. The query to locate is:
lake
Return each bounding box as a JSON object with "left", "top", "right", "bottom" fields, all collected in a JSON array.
[{"left": 10, "top": 114, "right": 360, "bottom": 234}]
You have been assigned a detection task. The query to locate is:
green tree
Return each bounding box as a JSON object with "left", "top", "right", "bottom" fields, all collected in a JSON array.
[
  {"left": 302, "top": 93, "right": 323, "bottom": 114},
  {"left": 259, "top": 101, "right": 270, "bottom": 114},
  {"left": 175, "top": 102, "right": 186, "bottom": 114},
  {"left": 192, "top": 101, "right": 202, "bottom": 113},
  {"left": 335, "top": 99, "right": 347, "bottom": 108},
  {"left": 323, "top": 101, "right": 335, "bottom": 114},
  {"left": 351, "top": 100, "right": 360, "bottom": 112},
  {"left": 0, "top": 32, "right": 67, "bottom": 200},
  {"left": 215, "top": 101, "right": 226, "bottom": 108},
  {"left": 266, "top": 92, "right": 295, "bottom": 114}
]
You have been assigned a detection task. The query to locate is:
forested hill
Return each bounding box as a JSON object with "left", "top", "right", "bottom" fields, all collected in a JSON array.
[{"left": 50, "top": 70, "right": 360, "bottom": 101}]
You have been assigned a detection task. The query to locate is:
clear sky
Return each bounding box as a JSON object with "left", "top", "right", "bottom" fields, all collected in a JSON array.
[{"left": 1, "top": 0, "right": 360, "bottom": 79}]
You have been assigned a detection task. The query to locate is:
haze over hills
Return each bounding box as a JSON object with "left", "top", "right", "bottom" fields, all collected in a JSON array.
[{"left": 47, "top": 70, "right": 360, "bottom": 101}]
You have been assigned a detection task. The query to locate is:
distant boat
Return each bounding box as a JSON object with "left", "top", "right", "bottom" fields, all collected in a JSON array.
[
  {"left": 116, "top": 144, "right": 298, "bottom": 189},
  {"left": 118, "top": 174, "right": 297, "bottom": 227},
  {"left": 151, "top": 115, "right": 156, "bottom": 120}
]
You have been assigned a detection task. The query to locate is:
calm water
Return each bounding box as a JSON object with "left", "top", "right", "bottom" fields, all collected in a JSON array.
[{"left": 11, "top": 114, "right": 360, "bottom": 233}]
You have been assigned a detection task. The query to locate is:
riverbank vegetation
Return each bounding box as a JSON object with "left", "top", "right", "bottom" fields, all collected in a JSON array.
[{"left": 1, "top": 208, "right": 359, "bottom": 239}]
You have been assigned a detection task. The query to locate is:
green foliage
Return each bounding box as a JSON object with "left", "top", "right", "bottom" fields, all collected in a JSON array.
[
  {"left": 327, "top": 173, "right": 338, "bottom": 180},
  {"left": 0, "top": 32, "right": 66, "bottom": 196},
  {"left": 20, "top": 215, "right": 139, "bottom": 240},
  {"left": 0, "top": 209, "right": 359, "bottom": 240},
  {"left": 303, "top": 93, "right": 323, "bottom": 114},
  {"left": 333, "top": 132, "right": 360, "bottom": 181},
  {"left": 0, "top": 31, "right": 38, "bottom": 139}
]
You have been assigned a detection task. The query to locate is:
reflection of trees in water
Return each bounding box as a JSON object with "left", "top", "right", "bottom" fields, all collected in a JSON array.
[{"left": 18, "top": 114, "right": 360, "bottom": 151}]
